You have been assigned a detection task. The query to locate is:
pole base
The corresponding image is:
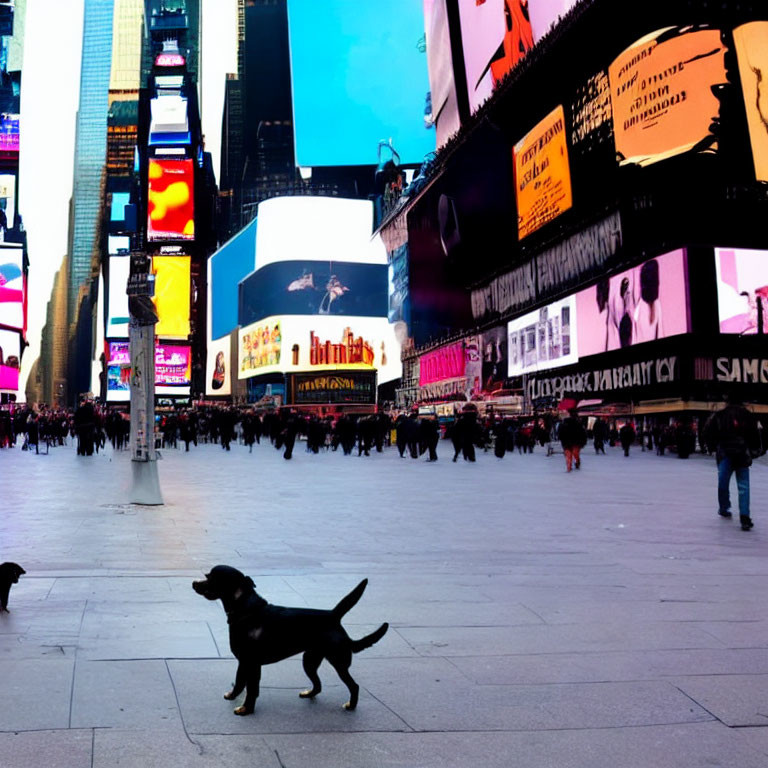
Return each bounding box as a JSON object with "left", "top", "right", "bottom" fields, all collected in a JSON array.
[{"left": 130, "top": 460, "right": 164, "bottom": 505}]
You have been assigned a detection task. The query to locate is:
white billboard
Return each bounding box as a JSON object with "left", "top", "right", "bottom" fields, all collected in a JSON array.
[
  {"left": 238, "top": 314, "right": 401, "bottom": 384},
  {"left": 254, "top": 197, "right": 386, "bottom": 269},
  {"left": 206, "top": 334, "right": 232, "bottom": 397},
  {"left": 107, "top": 255, "right": 130, "bottom": 338}
]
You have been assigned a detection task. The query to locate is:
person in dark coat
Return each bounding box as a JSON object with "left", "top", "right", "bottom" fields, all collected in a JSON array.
[
  {"left": 704, "top": 394, "right": 762, "bottom": 530},
  {"left": 619, "top": 422, "right": 636, "bottom": 457},
  {"left": 74, "top": 399, "right": 96, "bottom": 456},
  {"left": 455, "top": 409, "right": 479, "bottom": 462},
  {"left": 493, "top": 419, "right": 507, "bottom": 459},
  {"left": 419, "top": 415, "right": 440, "bottom": 461},
  {"left": 593, "top": 417, "right": 608, "bottom": 454},
  {"left": 559, "top": 410, "right": 587, "bottom": 471},
  {"left": 395, "top": 413, "right": 408, "bottom": 458},
  {"left": 405, "top": 411, "right": 420, "bottom": 459}
]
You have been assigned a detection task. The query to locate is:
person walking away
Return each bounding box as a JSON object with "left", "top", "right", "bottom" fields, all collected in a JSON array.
[
  {"left": 704, "top": 394, "right": 762, "bottom": 530},
  {"left": 593, "top": 417, "right": 608, "bottom": 454},
  {"left": 493, "top": 418, "right": 507, "bottom": 459},
  {"left": 395, "top": 413, "right": 408, "bottom": 458},
  {"left": 619, "top": 422, "right": 636, "bottom": 457},
  {"left": 559, "top": 409, "right": 587, "bottom": 472},
  {"left": 419, "top": 414, "right": 439, "bottom": 461}
]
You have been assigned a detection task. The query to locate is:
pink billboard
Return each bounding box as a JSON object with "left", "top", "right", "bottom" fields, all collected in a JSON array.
[
  {"left": 0, "top": 328, "right": 19, "bottom": 390},
  {"left": 155, "top": 344, "right": 191, "bottom": 386},
  {"left": 576, "top": 250, "right": 689, "bottom": 358},
  {"left": 715, "top": 248, "right": 768, "bottom": 334},
  {"left": 419, "top": 341, "right": 465, "bottom": 386}
]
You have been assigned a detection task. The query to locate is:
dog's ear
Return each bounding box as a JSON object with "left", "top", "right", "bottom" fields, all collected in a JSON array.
[{"left": 244, "top": 576, "right": 255, "bottom": 589}]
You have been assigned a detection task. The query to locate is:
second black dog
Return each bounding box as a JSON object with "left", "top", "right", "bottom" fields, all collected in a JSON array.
[
  {"left": 0, "top": 562, "right": 25, "bottom": 612},
  {"left": 192, "top": 565, "right": 388, "bottom": 715}
]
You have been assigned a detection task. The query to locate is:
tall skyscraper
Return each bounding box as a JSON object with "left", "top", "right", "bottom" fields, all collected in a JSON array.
[{"left": 68, "top": 0, "right": 114, "bottom": 323}]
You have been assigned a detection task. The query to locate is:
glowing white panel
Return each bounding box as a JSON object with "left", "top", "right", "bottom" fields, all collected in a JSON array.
[
  {"left": 238, "top": 314, "right": 402, "bottom": 384},
  {"left": 107, "top": 256, "right": 130, "bottom": 338},
  {"left": 255, "top": 197, "right": 386, "bottom": 269}
]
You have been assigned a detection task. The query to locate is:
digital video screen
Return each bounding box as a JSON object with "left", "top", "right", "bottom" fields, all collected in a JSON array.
[{"left": 147, "top": 159, "right": 194, "bottom": 241}]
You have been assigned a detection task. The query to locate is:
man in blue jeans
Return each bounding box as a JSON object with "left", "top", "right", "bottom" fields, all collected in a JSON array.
[{"left": 704, "top": 395, "right": 762, "bottom": 531}]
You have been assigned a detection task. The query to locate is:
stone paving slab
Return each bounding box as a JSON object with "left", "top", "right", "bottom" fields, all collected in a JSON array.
[
  {"left": 1, "top": 730, "right": 93, "bottom": 768},
  {"left": 70, "top": 660, "right": 183, "bottom": 729},
  {"left": 0, "top": 658, "right": 74, "bottom": 731},
  {"left": 167, "top": 659, "right": 410, "bottom": 735},
  {"left": 673, "top": 674, "right": 768, "bottom": 727},
  {"left": 449, "top": 647, "right": 768, "bottom": 685}
]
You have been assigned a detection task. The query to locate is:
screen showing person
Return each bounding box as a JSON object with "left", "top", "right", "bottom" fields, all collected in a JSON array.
[{"left": 715, "top": 248, "right": 768, "bottom": 334}]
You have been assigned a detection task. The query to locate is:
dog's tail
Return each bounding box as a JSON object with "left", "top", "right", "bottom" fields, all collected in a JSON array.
[
  {"left": 351, "top": 622, "right": 389, "bottom": 653},
  {"left": 332, "top": 579, "right": 368, "bottom": 619}
]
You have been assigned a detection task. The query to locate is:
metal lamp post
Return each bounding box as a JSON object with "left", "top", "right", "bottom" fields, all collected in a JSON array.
[{"left": 127, "top": 252, "right": 163, "bottom": 505}]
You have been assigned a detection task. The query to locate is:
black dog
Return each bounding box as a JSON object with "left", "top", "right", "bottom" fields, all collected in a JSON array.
[
  {"left": 0, "top": 562, "right": 25, "bottom": 612},
  {"left": 192, "top": 565, "right": 388, "bottom": 715}
]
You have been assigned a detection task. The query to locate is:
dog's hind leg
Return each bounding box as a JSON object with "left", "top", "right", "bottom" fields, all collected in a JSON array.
[
  {"left": 224, "top": 661, "right": 247, "bottom": 702},
  {"left": 299, "top": 651, "right": 323, "bottom": 699},
  {"left": 327, "top": 650, "right": 359, "bottom": 710}
]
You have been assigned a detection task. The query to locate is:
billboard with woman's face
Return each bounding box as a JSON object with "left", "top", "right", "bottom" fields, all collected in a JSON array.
[{"left": 575, "top": 250, "right": 689, "bottom": 357}]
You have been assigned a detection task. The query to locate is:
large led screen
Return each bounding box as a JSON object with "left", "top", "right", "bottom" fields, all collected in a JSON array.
[
  {"left": 206, "top": 335, "right": 232, "bottom": 397},
  {"left": 147, "top": 159, "right": 194, "bottom": 241},
  {"left": 254, "top": 197, "right": 386, "bottom": 269},
  {"left": 107, "top": 256, "right": 130, "bottom": 338},
  {"left": 508, "top": 295, "right": 577, "bottom": 376},
  {"left": 0, "top": 113, "right": 19, "bottom": 153},
  {"left": 0, "top": 243, "right": 23, "bottom": 330},
  {"left": 715, "top": 248, "right": 768, "bottom": 335},
  {"left": 734, "top": 22, "right": 768, "bottom": 182},
  {"left": 576, "top": 249, "right": 689, "bottom": 357},
  {"left": 0, "top": 173, "right": 15, "bottom": 229},
  {"left": 426, "top": 0, "right": 461, "bottom": 148},
  {"left": 149, "top": 94, "right": 191, "bottom": 146},
  {"left": 528, "top": 0, "right": 579, "bottom": 42},
  {"left": 211, "top": 216, "right": 257, "bottom": 341},
  {"left": 106, "top": 341, "right": 192, "bottom": 402},
  {"left": 288, "top": 0, "right": 434, "bottom": 166},
  {"left": 238, "top": 315, "right": 401, "bottom": 383},
  {"left": 152, "top": 255, "right": 191, "bottom": 339},
  {"left": 514, "top": 105, "right": 572, "bottom": 239},
  {"left": 0, "top": 328, "right": 19, "bottom": 390},
  {"left": 608, "top": 28, "right": 726, "bottom": 167},
  {"left": 239, "top": 260, "right": 388, "bottom": 326},
  {"left": 419, "top": 341, "right": 464, "bottom": 386}
]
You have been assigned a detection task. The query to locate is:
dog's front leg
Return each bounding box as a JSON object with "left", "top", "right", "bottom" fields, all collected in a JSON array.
[
  {"left": 224, "top": 661, "right": 247, "bottom": 702},
  {"left": 234, "top": 663, "right": 261, "bottom": 716}
]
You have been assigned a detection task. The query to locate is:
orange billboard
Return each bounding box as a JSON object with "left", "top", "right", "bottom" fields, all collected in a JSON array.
[
  {"left": 513, "top": 105, "right": 573, "bottom": 239},
  {"left": 609, "top": 27, "right": 726, "bottom": 167},
  {"left": 152, "top": 255, "right": 191, "bottom": 339},
  {"left": 733, "top": 21, "right": 768, "bottom": 182},
  {"left": 147, "top": 159, "right": 195, "bottom": 241}
]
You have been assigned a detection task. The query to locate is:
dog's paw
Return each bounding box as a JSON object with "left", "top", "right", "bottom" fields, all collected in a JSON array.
[
  {"left": 0, "top": 607, "right": 8, "bottom": 613},
  {"left": 233, "top": 705, "right": 253, "bottom": 716},
  {"left": 223, "top": 691, "right": 236, "bottom": 701},
  {"left": 299, "top": 689, "right": 318, "bottom": 699},
  {"left": 342, "top": 701, "right": 356, "bottom": 711}
]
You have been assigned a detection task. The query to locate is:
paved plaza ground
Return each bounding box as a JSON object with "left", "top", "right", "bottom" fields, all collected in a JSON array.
[{"left": 1, "top": 435, "right": 768, "bottom": 767}]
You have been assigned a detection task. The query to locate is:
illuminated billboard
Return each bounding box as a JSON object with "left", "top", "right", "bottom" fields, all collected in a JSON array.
[
  {"left": 255, "top": 198, "right": 386, "bottom": 269},
  {"left": 734, "top": 22, "right": 768, "bottom": 182},
  {"left": 106, "top": 341, "right": 191, "bottom": 402},
  {"left": 508, "top": 295, "right": 577, "bottom": 376},
  {"left": 0, "top": 173, "right": 15, "bottom": 229},
  {"left": 426, "top": 0, "right": 461, "bottom": 147},
  {"left": 288, "top": 0, "right": 434, "bottom": 166},
  {"left": 528, "top": 0, "right": 579, "bottom": 42},
  {"left": 576, "top": 250, "right": 689, "bottom": 357},
  {"left": 0, "top": 328, "right": 19, "bottom": 390},
  {"left": 513, "top": 105, "right": 572, "bottom": 239},
  {"left": 152, "top": 255, "right": 191, "bottom": 339},
  {"left": 0, "top": 243, "right": 24, "bottom": 330},
  {"left": 239, "top": 260, "right": 388, "bottom": 325},
  {"left": 238, "top": 315, "right": 401, "bottom": 383},
  {"left": 147, "top": 159, "right": 194, "bottom": 241},
  {"left": 149, "top": 95, "right": 191, "bottom": 146},
  {"left": 715, "top": 248, "right": 768, "bottom": 335},
  {"left": 206, "top": 335, "right": 232, "bottom": 397},
  {"left": 211, "top": 216, "right": 257, "bottom": 341},
  {"left": 0, "top": 113, "right": 19, "bottom": 153},
  {"left": 608, "top": 28, "right": 726, "bottom": 167},
  {"left": 107, "top": 256, "right": 130, "bottom": 338},
  {"left": 108, "top": 235, "right": 130, "bottom": 254},
  {"left": 419, "top": 341, "right": 464, "bottom": 386}
]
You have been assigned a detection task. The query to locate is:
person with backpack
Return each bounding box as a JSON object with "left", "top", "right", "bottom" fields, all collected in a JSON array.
[{"left": 704, "top": 394, "right": 762, "bottom": 531}]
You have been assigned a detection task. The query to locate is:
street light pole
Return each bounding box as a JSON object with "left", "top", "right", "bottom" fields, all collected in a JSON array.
[{"left": 127, "top": 251, "right": 163, "bottom": 505}]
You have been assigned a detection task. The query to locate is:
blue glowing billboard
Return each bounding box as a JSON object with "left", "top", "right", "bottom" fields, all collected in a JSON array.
[{"left": 287, "top": 0, "right": 435, "bottom": 166}]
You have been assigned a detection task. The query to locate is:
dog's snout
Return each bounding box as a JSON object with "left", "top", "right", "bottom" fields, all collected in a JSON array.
[{"left": 192, "top": 580, "right": 204, "bottom": 593}]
